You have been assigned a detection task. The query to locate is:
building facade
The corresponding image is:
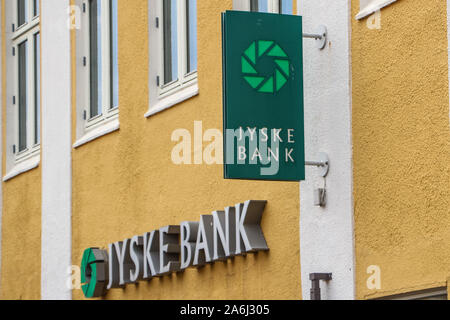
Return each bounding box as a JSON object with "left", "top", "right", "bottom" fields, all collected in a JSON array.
[{"left": 0, "top": 0, "right": 448, "bottom": 300}]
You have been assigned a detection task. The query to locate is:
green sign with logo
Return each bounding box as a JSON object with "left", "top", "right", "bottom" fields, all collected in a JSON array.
[{"left": 222, "top": 11, "right": 305, "bottom": 181}]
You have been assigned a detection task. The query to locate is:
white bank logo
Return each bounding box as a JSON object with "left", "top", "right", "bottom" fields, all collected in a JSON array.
[{"left": 80, "top": 200, "right": 269, "bottom": 298}]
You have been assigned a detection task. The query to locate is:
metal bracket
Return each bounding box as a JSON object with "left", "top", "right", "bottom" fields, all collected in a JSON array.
[
  {"left": 303, "top": 25, "right": 328, "bottom": 50},
  {"left": 305, "top": 152, "right": 329, "bottom": 177},
  {"left": 310, "top": 273, "right": 332, "bottom": 300}
]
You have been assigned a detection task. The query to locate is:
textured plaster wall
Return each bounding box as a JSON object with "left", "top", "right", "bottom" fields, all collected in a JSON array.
[
  {"left": 298, "top": 0, "right": 355, "bottom": 300},
  {"left": 0, "top": 171, "right": 41, "bottom": 300},
  {"left": 351, "top": 0, "right": 450, "bottom": 299},
  {"left": 41, "top": 0, "right": 72, "bottom": 300},
  {"left": 72, "top": 0, "right": 301, "bottom": 300},
  {"left": 0, "top": 0, "right": 42, "bottom": 300}
]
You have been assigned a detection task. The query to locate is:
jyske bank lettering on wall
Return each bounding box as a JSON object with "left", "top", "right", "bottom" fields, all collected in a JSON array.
[{"left": 80, "top": 201, "right": 269, "bottom": 298}]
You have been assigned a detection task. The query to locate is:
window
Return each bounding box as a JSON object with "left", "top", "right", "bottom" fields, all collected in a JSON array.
[
  {"left": 75, "top": 0, "right": 119, "bottom": 147},
  {"left": 235, "top": 0, "right": 293, "bottom": 14},
  {"left": 86, "top": 0, "right": 119, "bottom": 126},
  {"left": 278, "top": 0, "right": 293, "bottom": 14},
  {"left": 356, "top": 0, "right": 397, "bottom": 20},
  {"left": 33, "top": 0, "right": 39, "bottom": 17},
  {"left": 12, "top": 0, "right": 40, "bottom": 162},
  {"left": 160, "top": 0, "right": 197, "bottom": 92},
  {"left": 146, "top": 0, "right": 198, "bottom": 117},
  {"left": 34, "top": 32, "right": 40, "bottom": 145}
]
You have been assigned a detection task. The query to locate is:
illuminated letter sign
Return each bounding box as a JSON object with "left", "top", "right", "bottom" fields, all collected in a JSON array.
[{"left": 80, "top": 200, "right": 269, "bottom": 298}]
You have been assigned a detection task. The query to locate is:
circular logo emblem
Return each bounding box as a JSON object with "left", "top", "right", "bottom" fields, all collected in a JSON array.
[
  {"left": 241, "top": 40, "right": 291, "bottom": 94},
  {"left": 80, "top": 248, "right": 108, "bottom": 298}
]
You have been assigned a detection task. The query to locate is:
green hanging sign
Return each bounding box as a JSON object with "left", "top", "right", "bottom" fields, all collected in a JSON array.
[{"left": 222, "top": 11, "right": 305, "bottom": 181}]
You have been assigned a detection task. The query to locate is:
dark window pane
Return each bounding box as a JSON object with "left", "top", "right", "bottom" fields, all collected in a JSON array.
[
  {"left": 89, "top": 0, "right": 102, "bottom": 118},
  {"left": 279, "top": 0, "right": 292, "bottom": 14},
  {"left": 18, "top": 0, "right": 28, "bottom": 26},
  {"left": 18, "top": 40, "right": 28, "bottom": 152},
  {"left": 250, "top": 0, "right": 268, "bottom": 12},
  {"left": 186, "top": 0, "right": 197, "bottom": 74},
  {"left": 163, "top": 0, "right": 178, "bottom": 85},
  {"left": 33, "top": 0, "right": 39, "bottom": 17},
  {"left": 110, "top": 0, "right": 119, "bottom": 109},
  {"left": 34, "top": 33, "right": 40, "bottom": 145}
]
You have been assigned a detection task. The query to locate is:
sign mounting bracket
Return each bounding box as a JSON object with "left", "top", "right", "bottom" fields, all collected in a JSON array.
[
  {"left": 303, "top": 25, "right": 328, "bottom": 50},
  {"left": 305, "top": 152, "right": 329, "bottom": 177}
]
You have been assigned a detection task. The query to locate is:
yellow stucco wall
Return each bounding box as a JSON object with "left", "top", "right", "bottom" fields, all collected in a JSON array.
[
  {"left": 0, "top": 170, "right": 41, "bottom": 300},
  {"left": 0, "top": 1, "right": 42, "bottom": 300},
  {"left": 72, "top": 0, "right": 301, "bottom": 300},
  {"left": 351, "top": 0, "right": 450, "bottom": 299}
]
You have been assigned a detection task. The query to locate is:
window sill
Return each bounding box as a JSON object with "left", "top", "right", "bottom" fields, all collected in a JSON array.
[
  {"left": 73, "top": 117, "right": 120, "bottom": 148},
  {"left": 3, "top": 154, "right": 40, "bottom": 182},
  {"left": 355, "top": 0, "right": 397, "bottom": 20},
  {"left": 145, "top": 83, "right": 199, "bottom": 118}
]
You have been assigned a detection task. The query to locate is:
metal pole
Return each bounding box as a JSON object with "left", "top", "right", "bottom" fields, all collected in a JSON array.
[
  {"left": 305, "top": 160, "right": 327, "bottom": 167},
  {"left": 302, "top": 33, "right": 323, "bottom": 40},
  {"left": 310, "top": 280, "right": 322, "bottom": 300},
  {"left": 304, "top": 153, "right": 329, "bottom": 177},
  {"left": 302, "top": 25, "right": 328, "bottom": 50},
  {"left": 309, "top": 273, "right": 332, "bottom": 300}
]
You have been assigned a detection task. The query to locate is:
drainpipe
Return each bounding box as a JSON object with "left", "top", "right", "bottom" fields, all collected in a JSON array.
[{"left": 309, "top": 273, "right": 332, "bottom": 300}]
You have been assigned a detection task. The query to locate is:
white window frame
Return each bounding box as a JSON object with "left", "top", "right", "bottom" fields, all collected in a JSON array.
[
  {"left": 3, "top": 0, "right": 41, "bottom": 181},
  {"left": 356, "top": 0, "right": 397, "bottom": 20},
  {"left": 234, "top": 0, "right": 292, "bottom": 13},
  {"left": 146, "top": 0, "right": 199, "bottom": 118},
  {"left": 74, "top": 0, "right": 119, "bottom": 148}
]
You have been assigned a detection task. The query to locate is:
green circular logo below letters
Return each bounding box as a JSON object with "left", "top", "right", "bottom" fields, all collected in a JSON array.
[
  {"left": 80, "top": 247, "right": 108, "bottom": 298},
  {"left": 241, "top": 40, "right": 291, "bottom": 94}
]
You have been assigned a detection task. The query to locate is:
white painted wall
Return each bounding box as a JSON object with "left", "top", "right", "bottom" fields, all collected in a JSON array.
[
  {"left": 298, "top": 0, "right": 355, "bottom": 300},
  {"left": 41, "top": 0, "right": 72, "bottom": 300}
]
